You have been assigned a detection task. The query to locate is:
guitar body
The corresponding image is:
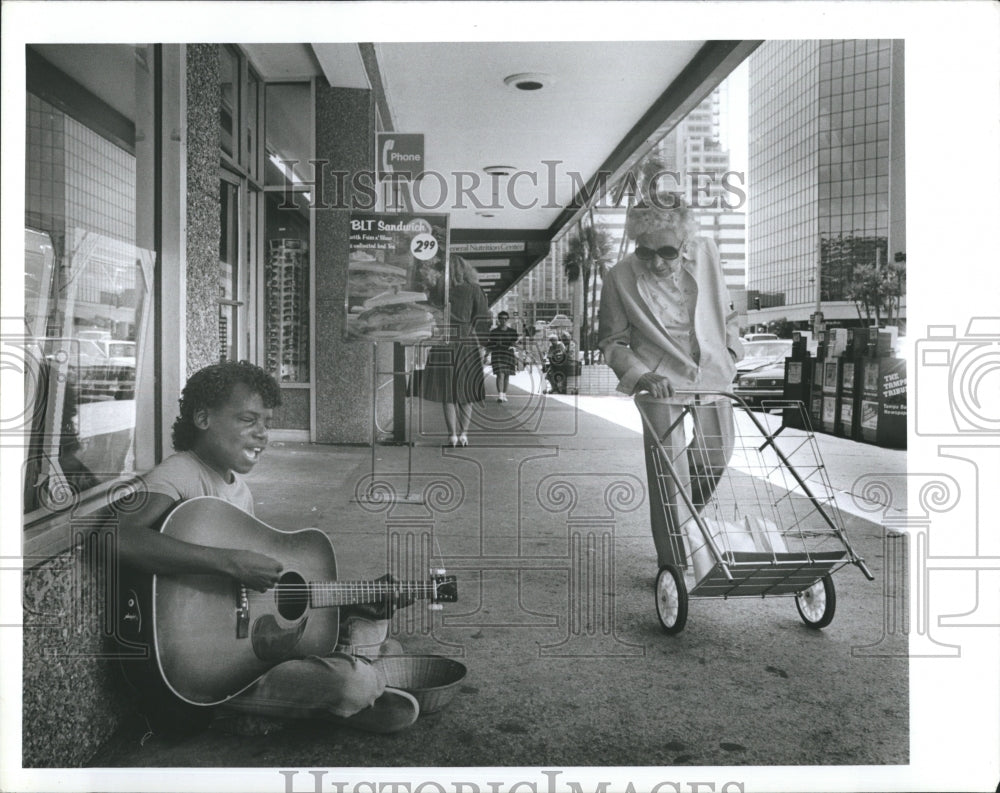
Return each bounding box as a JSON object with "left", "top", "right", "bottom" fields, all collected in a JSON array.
[{"left": 152, "top": 497, "right": 341, "bottom": 706}]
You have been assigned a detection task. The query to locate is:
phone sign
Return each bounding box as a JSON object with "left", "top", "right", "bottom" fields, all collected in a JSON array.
[
  {"left": 379, "top": 133, "right": 424, "bottom": 181},
  {"left": 410, "top": 233, "right": 438, "bottom": 260}
]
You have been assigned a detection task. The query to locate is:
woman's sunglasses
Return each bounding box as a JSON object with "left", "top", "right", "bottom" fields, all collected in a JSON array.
[{"left": 635, "top": 244, "right": 681, "bottom": 262}]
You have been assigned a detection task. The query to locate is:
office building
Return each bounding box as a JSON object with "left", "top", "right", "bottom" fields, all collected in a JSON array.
[{"left": 747, "top": 39, "right": 905, "bottom": 330}]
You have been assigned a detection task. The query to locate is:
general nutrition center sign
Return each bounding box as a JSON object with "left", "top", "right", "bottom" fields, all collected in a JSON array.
[{"left": 378, "top": 133, "right": 424, "bottom": 181}]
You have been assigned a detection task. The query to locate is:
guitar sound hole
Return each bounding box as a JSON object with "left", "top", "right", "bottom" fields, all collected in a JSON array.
[{"left": 275, "top": 572, "right": 308, "bottom": 620}]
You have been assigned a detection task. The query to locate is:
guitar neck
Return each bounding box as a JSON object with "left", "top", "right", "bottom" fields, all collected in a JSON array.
[{"left": 308, "top": 580, "right": 437, "bottom": 609}]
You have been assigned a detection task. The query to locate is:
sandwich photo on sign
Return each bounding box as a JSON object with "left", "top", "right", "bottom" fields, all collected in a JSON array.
[{"left": 344, "top": 212, "right": 449, "bottom": 343}]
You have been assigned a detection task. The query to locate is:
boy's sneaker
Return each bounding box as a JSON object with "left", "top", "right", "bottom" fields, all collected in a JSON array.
[{"left": 341, "top": 687, "right": 419, "bottom": 733}]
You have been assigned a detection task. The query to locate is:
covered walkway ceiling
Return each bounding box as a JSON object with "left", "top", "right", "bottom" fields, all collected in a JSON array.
[{"left": 245, "top": 40, "right": 759, "bottom": 303}]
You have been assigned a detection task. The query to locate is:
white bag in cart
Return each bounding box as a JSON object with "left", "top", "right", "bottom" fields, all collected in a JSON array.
[
  {"left": 690, "top": 519, "right": 759, "bottom": 583},
  {"left": 744, "top": 516, "right": 788, "bottom": 555}
]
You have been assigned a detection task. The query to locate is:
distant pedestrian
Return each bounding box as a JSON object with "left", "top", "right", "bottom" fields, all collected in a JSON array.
[
  {"left": 544, "top": 335, "right": 567, "bottom": 394},
  {"left": 487, "top": 311, "right": 518, "bottom": 402},
  {"left": 559, "top": 332, "right": 580, "bottom": 394}
]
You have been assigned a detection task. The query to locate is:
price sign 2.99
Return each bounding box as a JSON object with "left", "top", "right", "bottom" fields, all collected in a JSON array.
[{"left": 410, "top": 233, "right": 438, "bottom": 261}]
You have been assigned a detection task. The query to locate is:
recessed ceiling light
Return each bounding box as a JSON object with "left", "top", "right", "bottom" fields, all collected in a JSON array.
[
  {"left": 483, "top": 165, "right": 517, "bottom": 177},
  {"left": 504, "top": 72, "right": 553, "bottom": 92}
]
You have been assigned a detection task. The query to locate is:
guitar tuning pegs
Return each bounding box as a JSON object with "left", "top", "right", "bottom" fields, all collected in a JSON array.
[{"left": 428, "top": 603, "right": 444, "bottom": 611}]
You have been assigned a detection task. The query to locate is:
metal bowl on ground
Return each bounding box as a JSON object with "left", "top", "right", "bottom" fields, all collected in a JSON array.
[{"left": 374, "top": 655, "right": 467, "bottom": 714}]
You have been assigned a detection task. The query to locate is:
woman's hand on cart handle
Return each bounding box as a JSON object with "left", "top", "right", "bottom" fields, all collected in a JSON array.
[{"left": 636, "top": 372, "right": 675, "bottom": 399}]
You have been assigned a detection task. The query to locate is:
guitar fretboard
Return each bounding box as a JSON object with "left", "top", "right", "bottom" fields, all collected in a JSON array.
[{"left": 308, "top": 580, "right": 438, "bottom": 609}]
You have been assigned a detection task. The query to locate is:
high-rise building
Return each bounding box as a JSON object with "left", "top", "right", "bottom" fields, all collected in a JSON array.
[{"left": 747, "top": 39, "right": 905, "bottom": 330}]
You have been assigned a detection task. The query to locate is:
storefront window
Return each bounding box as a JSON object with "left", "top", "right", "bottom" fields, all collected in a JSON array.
[
  {"left": 264, "top": 191, "right": 309, "bottom": 382},
  {"left": 263, "top": 81, "right": 312, "bottom": 384},
  {"left": 265, "top": 83, "right": 312, "bottom": 187},
  {"left": 246, "top": 70, "right": 260, "bottom": 181},
  {"left": 220, "top": 46, "right": 239, "bottom": 160},
  {"left": 219, "top": 178, "right": 241, "bottom": 362},
  {"left": 23, "top": 45, "right": 155, "bottom": 519}
]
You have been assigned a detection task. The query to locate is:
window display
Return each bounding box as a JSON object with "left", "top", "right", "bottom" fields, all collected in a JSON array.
[{"left": 265, "top": 236, "right": 309, "bottom": 382}]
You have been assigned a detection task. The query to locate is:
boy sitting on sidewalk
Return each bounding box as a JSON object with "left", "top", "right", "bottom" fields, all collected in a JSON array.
[{"left": 116, "top": 360, "right": 416, "bottom": 734}]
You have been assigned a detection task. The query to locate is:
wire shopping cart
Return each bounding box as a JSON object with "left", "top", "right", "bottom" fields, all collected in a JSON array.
[{"left": 636, "top": 390, "right": 875, "bottom": 634}]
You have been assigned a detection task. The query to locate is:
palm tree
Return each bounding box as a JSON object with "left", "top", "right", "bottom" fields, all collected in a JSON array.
[
  {"left": 581, "top": 214, "right": 615, "bottom": 361},
  {"left": 561, "top": 217, "right": 616, "bottom": 362},
  {"left": 561, "top": 228, "right": 588, "bottom": 350}
]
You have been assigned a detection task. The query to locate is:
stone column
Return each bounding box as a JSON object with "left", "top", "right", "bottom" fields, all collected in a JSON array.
[
  {"left": 313, "top": 85, "right": 393, "bottom": 443},
  {"left": 184, "top": 44, "right": 222, "bottom": 375}
]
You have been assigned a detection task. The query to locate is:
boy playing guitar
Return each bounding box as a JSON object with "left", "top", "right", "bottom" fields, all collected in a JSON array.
[{"left": 116, "top": 361, "right": 420, "bottom": 734}]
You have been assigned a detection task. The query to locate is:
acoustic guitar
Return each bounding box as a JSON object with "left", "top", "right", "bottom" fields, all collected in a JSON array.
[{"left": 119, "top": 496, "right": 457, "bottom": 707}]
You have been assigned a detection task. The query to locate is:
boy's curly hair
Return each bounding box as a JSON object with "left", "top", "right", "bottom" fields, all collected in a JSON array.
[{"left": 171, "top": 361, "right": 282, "bottom": 451}]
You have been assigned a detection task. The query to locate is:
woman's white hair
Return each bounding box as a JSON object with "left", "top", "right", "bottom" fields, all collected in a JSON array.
[
  {"left": 625, "top": 156, "right": 701, "bottom": 240},
  {"left": 626, "top": 194, "right": 700, "bottom": 240}
]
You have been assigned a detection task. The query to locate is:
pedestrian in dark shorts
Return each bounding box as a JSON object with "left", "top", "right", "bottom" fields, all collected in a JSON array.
[{"left": 488, "top": 311, "right": 518, "bottom": 402}]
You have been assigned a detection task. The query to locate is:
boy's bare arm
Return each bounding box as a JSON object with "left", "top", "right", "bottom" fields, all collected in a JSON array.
[{"left": 115, "top": 493, "right": 282, "bottom": 592}]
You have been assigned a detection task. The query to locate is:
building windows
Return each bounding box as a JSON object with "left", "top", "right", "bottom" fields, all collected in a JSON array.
[
  {"left": 264, "top": 192, "right": 309, "bottom": 383},
  {"left": 22, "top": 45, "right": 156, "bottom": 521},
  {"left": 214, "top": 52, "right": 314, "bottom": 393},
  {"left": 219, "top": 176, "right": 242, "bottom": 362},
  {"left": 263, "top": 82, "right": 313, "bottom": 386},
  {"left": 748, "top": 40, "right": 897, "bottom": 318},
  {"left": 220, "top": 45, "right": 239, "bottom": 160}
]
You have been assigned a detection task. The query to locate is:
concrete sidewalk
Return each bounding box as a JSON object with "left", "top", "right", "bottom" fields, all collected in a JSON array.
[{"left": 90, "top": 378, "right": 908, "bottom": 770}]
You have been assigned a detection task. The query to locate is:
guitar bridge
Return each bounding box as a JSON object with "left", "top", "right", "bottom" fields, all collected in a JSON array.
[{"left": 236, "top": 585, "right": 250, "bottom": 639}]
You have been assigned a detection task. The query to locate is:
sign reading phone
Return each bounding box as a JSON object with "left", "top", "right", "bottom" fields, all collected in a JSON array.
[{"left": 378, "top": 133, "right": 424, "bottom": 181}]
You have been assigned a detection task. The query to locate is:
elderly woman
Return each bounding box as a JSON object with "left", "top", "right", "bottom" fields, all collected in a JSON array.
[{"left": 598, "top": 193, "right": 743, "bottom": 574}]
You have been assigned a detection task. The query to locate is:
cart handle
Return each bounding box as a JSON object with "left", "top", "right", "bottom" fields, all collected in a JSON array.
[{"left": 636, "top": 388, "right": 752, "bottom": 404}]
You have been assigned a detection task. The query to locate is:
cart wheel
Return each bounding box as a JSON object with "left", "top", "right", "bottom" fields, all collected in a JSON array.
[
  {"left": 655, "top": 564, "right": 688, "bottom": 634},
  {"left": 795, "top": 575, "right": 836, "bottom": 629}
]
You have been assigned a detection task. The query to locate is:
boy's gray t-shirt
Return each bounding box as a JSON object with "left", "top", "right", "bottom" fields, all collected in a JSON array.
[{"left": 140, "top": 450, "right": 254, "bottom": 515}]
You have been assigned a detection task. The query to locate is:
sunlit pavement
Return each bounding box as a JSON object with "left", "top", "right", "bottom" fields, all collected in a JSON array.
[{"left": 508, "top": 367, "right": 907, "bottom": 526}]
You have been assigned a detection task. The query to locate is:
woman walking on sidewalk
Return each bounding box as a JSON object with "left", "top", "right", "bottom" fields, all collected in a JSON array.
[
  {"left": 417, "top": 255, "right": 491, "bottom": 447},
  {"left": 487, "top": 311, "right": 518, "bottom": 402}
]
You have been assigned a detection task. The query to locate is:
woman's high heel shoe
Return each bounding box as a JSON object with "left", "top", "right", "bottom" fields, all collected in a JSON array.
[
  {"left": 458, "top": 433, "right": 469, "bottom": 447},
  {"left": 447, "top": 434, "right": 458, "bottom": 447}
]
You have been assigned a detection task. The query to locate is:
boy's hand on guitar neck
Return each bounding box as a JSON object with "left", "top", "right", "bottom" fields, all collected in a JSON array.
[
  {"left": 380, "top": 573, "right": 415, "bottom": 617},
  {"left": 223, "top": 549, "right": 284, "bottom": 592},
  {"left": 343, "top": 574, "right": 415, "bottom": 620}
]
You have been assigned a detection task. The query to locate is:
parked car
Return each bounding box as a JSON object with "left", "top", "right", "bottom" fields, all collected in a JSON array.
[
  {"left": 733, "top": 339, "right": 794, "bottom": 409},
  {"left": 735, "top": 339, "right": 794, "bottom": 378},
  {"left": 98, "top": 340, "right": 136, "bottom": 367},
  {"left": 71, "top": 338, "right": 136, "bottom": 401},
  {"left": 734, "top": 359, "right": 788, "bottom": 408}
]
